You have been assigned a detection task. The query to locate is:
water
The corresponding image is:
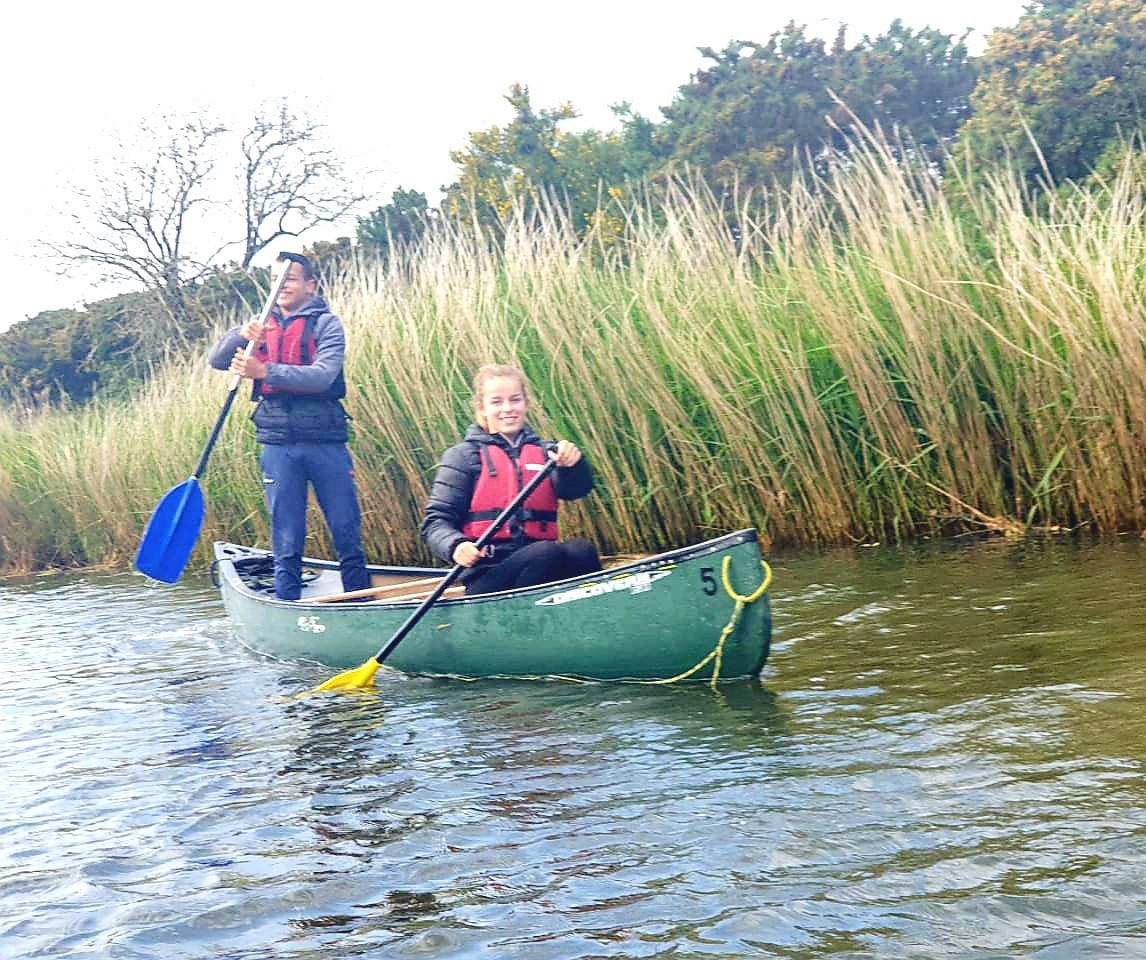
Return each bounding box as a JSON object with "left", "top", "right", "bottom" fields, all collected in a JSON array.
[{"left": 2, "top": 535, "right": 1145, "bottom": 958}]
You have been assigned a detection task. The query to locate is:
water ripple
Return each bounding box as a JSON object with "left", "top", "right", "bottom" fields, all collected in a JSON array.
[{"left": 3, "top": 542, "right": 1146, "bottom": 958}]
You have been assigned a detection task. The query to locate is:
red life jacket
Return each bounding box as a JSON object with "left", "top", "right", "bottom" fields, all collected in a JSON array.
[
  {"left": 463, "top": 442, "right": 559, "bottom": 542},
  {"left": 252, "top": 313, "right": 344, "bottom": 399},
  {"left": 254, "top": 314, "right": 314, "bottom": 396}
]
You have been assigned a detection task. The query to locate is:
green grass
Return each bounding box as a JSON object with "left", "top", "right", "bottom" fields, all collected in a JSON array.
[{"left": 4, "top": 136, "right": 1146, "bottom": 574}]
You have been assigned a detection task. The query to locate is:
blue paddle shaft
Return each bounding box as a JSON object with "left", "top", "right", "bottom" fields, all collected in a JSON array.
[
  {"left": 134, "top": 264, "right": 292, "bottom": 582},
  {"left": 193, "top": 268, "right": 291, "bottom": 479}
]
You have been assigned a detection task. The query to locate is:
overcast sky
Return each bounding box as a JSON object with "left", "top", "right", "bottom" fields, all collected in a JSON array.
[{"left": 2, "top": 0, "right": 1029, "bottom": 330}]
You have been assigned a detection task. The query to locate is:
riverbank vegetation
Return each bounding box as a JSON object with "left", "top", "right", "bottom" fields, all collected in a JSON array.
[
  {"left": 4, "top": 126, "right": 1146, "bottom": 574},
  {"left": 8, "top": 1, "right": 1143, "bottom": 408}
]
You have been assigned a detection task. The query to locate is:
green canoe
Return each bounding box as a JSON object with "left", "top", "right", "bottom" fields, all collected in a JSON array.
[{"left": 211, "top": 529, "right": 772, "bottom": 682}]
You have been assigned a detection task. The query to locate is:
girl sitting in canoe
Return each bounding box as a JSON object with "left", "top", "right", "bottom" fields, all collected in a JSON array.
[{"left": 420, "top": 363, "right": 602, "bottom": 595}]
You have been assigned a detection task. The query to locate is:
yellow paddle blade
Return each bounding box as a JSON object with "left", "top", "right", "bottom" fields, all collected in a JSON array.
[{"left": 310, "top": 658, "right": 382, "bottom": 694}]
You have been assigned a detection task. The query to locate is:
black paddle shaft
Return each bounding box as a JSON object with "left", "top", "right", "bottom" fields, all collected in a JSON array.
[
  {"left": 373, "top": 450, "right": 560, "bottom": 666},
  {"left": 192, "top": 389, "right": 243, "bottom": 479},
  {"left": 190, "top": 261, "right": 297, "bottom": 480}
]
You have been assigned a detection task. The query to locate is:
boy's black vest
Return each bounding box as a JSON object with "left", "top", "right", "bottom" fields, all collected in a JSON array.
[{"left": 249, "top": 312, "right": 348, "bottom": 445}]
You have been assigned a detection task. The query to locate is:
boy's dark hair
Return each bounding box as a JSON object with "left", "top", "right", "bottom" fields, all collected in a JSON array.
[{"left": 277, "top": 251, "right": 315, "bottom": 282}]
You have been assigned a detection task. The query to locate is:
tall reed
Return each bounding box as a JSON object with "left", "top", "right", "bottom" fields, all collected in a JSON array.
[{"left": 4, "top": 133, "right": 1146, "bottom": 575}]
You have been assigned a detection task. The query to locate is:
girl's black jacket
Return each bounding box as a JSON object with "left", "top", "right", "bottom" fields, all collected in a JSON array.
[{"left": 420, "top": 423, "right": 594, "bottom": 565}]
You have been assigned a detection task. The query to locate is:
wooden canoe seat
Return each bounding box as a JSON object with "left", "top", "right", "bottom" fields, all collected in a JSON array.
[
  {"left": 380, "top": 585, "right": 466, "bottom": 604},
  {"left": 312, "top": 575, "right": 445, "bottom": 604}
]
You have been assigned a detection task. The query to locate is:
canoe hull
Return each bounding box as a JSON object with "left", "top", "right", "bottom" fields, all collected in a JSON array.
[{"left": 213, "top": 530, "right": 772, "bottom": 681}]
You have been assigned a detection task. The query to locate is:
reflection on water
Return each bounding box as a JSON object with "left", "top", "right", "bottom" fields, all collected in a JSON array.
[{"left": 1, "top": 536, "right": 1146, "bottom": 958}]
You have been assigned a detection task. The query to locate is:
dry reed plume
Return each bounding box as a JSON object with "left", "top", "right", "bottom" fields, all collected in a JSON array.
[{"left": 4, "top": 132, "right": 1146, "bottom": 574}]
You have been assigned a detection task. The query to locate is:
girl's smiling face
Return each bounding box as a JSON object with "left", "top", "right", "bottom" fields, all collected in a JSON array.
[{"left": 477, "top": 375, "right": 528, "bottom": 437}]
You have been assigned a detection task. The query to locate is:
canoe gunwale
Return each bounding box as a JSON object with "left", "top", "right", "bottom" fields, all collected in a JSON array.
[{"left": 212, "top": 529, "right": 762, "bottom": 611}]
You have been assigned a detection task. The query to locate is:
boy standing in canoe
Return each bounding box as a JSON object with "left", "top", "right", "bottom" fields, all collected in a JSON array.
[{"left": 208, "top": 252, "right": 369, "bottom": 601}]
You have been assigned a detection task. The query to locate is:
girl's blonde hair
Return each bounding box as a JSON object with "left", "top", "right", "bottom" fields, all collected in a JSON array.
[{"left": 472, "top": 363, "right": 528, "bottom": 431}]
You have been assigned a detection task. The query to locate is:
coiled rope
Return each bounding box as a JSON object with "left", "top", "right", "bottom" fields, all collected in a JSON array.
[{"left": 649, "top": 555, "right": 773, "bottom": 688}]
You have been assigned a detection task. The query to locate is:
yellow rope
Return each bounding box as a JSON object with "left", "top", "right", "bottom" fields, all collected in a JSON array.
[
  {"left": 723, "top": 554, "right": 773, "bottom": 605},
  {"left": 647, "top": 556, "right": 773, "bottom": 688}
]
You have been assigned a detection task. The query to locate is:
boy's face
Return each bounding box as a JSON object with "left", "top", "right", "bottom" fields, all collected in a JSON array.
[{"left": 272, "top": 260, "right": 316, "bottom": 314}]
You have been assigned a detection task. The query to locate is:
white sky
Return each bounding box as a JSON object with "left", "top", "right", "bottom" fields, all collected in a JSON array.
[{"left": 2, "top": 0, "right": 1029, "bottom": 331}]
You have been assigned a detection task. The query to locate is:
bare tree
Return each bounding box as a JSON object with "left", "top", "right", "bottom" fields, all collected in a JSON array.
[
  {"left": 238, "top": 102, "right": 368, "bottom": 268},
  {"left": 49, "top": 117, "right": 227, "bottom": 346},
  {"left": 47, "top": 101, "right": 368, "bottom": 350}
]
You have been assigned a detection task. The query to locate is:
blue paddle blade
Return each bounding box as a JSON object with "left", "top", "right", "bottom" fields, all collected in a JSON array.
[{"left": 134, "top": 478, "right": 206, "bottom": 583}]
